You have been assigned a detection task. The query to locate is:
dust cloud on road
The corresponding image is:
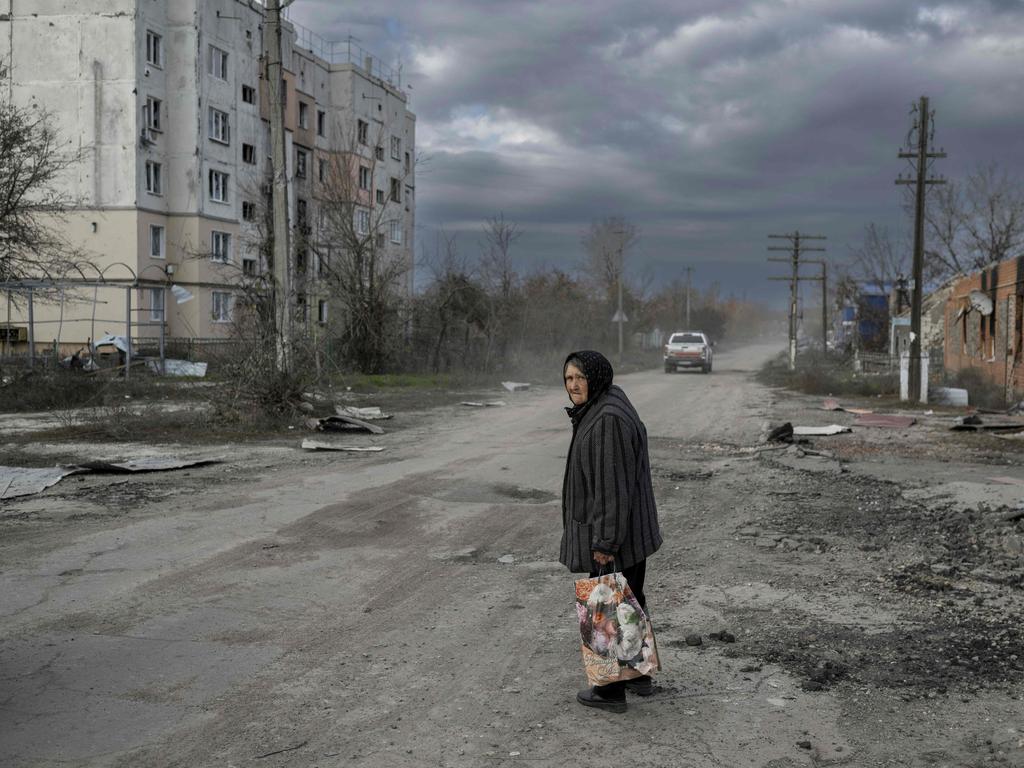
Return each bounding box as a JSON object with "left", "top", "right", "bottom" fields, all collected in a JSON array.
[{"left": 2, "top": 343, "right": 1022, "bottom": 767}]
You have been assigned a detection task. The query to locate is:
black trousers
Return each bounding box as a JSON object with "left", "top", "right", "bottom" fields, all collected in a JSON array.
[{"left": 588, "top": 559, "right": 648, "bottom": 699}]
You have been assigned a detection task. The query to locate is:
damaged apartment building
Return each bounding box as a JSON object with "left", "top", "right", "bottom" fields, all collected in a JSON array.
[
  {"left": 944, "top": 258, "right": 1024, "bottom": 402},
  {"left": 0, "top": 0, "right": 415, "bottom": 353}
]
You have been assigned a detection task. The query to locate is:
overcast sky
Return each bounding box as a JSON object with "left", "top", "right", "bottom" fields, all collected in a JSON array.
[{"left": 289, "top": 0, "right": 1024, "bottom": 304}]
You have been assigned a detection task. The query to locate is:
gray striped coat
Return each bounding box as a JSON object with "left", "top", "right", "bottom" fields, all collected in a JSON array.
[{"left": 559, "top": 385, "right": 662, "bottom": 572}]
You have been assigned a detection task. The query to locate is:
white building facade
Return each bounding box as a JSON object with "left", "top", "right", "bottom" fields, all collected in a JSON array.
[{"left": 0, "top": 0, "right": 415, "bottom": 350}]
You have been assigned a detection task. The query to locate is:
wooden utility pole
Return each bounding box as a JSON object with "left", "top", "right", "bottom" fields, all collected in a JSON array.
[
  {"left": 265, "top": 0, "right": 296, "bottom": 374},
  {"left": 896, "top": 95, "right": 946, "bottom": 403},
  {"left": 768, "top": 231, "right": 826, "bottom": 370},
  {"left": 683, "top": 266, "right": 693, "bottom": 327}
]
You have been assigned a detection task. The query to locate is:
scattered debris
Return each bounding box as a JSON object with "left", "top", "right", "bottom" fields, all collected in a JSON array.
[
  {"left": 950, "top": 414, "right": 1024, "bottom": 432},
  {"left": 684, "top": 633, "right": 703, "bottom": 646},
  {"left": 0, "top": 466, "right": 85, "bottom": 500},
  {"left": 497, "top": 554, "right": 516, "bottom": 564},
  {"left": 932, "top": 387, "right": 969, "bottom": 407},
  {"left": 852, "top": 413, "right": 917, "bottom": 429},
  {"left": 306, "top": 414, "right": 385, "bottom": 435},
  {"left": 988, "top": 476, "right": 1024, "bottom": 486},
  {"left": 336, "top": 405, "right": 393, "bottom": 420},
  {"left": 501, "top": 381, "right": 530, "bottom": 392},
  {"left": 708, "top": 630, "right": 736, "bottom": 643},
  {"left": 792, "top": 425, "right": 851, "bottom": 436},
  {"left": 75, "top": 457, "right": 223, "bottom": 474},
  {"left": 0, "top": 457, "right": 223, "bottom": 500},
  {"left": 767, "top": 423, "right": 794, "bottom": 443},
  {"left": 93, "top": 333, "right": 131, "bottom": 354},
  {"left": 460, "top": 401, "right": 507, "bottom": 407},
  {"left": 255, "top": 741, "right": 308, "bottom": 760},
  {"left": 821, "top": 398, "right": 873, "bottom": 415},
  {"left": 145, "top": 359, "right": 208, "bottom": 377},
  {"left": 301, "top": 440, "right": 385, "bottom": 452}
]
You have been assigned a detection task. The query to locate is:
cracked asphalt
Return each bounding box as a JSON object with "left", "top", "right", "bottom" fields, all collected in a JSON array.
[{"left": 1, "top": 342, "right": 1022, "bottom": 767}]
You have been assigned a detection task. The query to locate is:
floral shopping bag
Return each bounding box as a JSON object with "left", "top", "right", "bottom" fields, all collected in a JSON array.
[{"left": 575, "top": 572, "right": 661, "bottom": 686}]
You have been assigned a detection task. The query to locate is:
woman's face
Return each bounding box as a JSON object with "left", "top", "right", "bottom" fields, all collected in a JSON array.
[{"left": 564, "top": 363, "right": 589, "bottom": 406}]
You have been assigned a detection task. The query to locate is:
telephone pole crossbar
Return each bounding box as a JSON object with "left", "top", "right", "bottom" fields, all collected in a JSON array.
[
  {"left": 895, "top": 95, "right": 946, "bottom": 403},
  {"left": 767, "top": 231, "right": 827, "bottom": 370}
]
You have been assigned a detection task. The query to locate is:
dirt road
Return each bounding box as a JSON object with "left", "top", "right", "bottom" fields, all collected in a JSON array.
[{"left": 2, "top": 343, "right": 1022, "bottom": 767}]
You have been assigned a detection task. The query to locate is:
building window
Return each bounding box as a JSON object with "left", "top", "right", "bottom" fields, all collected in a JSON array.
[
  {"left": 389, "top": 177, "right": 400, "bottom": 203},
  {"left": 242, "top": 143, "right": 255, "bottom": 164},
  {"left": 209, "top": 169, "right": 229, "bottom": 202},
  {"left": 298, "top": 101, "right": 309, "bottom": 129},
  {"left": 145, "top": 161, "right": 162, "bottom": 195},
  {"left": 318, "top": 159, "right": 326, "bottom": 182},
  {"left": 391, "top": 135, "right": 401, "bottom": 160},
  {"left": 356, "top": 208, "right": 370, "bottom": 235},
  {"left": 209, "top": 107, "right": 230, "bottom": 144},
  {"left": 390, "top": 219, "right": 402, "bottom": 244},
  {"left": 150, "top": 224, "right": 165, "bottom": 258},
  {"left": 241, "top": 84, "right": 256, "bottom": 104},
  {"left": 242, "top": 201, "right": 256, "bottom": 221},
  {"left": 211, "top": 230, "right": 231, "bottom": 263},
  {"left": 209, "top": 45, "right": 228, "bottom": 80},
  {"left": 145, "top": 30, "right": 163, "bottom": 67},
  {"left": 144, "top": 96, "right": 162, "bottom": 132},
  {"left": 295, "top": 149, "right": 307, "bottom": 178},
  {"left": 357, "top": 119, "right": 368, "bottom": 145},
  {"left": 359, "top": 165, "right": 371, "bottom": 190},
  {"left": 296, "top": 198, "right": 308, "bottom": 228},
  {"left": 404, "top": 151, "right": 411, "bottom": 172},
  {"left": 375, "top": 189, "right": 384, "bottom": 204},
  {"left": 212, "top": 291, "right": 233, "bottom": 322},
  {"left": 318, "top": 299, "right": 328, "bottom": 325},
  {"left": 317, "top": 110, "right": 326, "bottom": 137},
  {"left": 150, "top": 287, "right": 165, "bottom": 321},
  {"left": 242, "top": 257, "right": 257, "bottom": 276}
]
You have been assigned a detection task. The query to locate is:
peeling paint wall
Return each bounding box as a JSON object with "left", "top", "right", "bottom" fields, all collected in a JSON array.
[
  {"left": 945, "top": 259, "right": 1024, "bottom": 401},
  {"left": 1, "top": 0, "right": 417, "bottom": 347}
]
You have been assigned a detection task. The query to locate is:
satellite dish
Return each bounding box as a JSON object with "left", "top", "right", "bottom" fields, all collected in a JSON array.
[{"left": 968, "top": 290, "right": 993, "bottom": 316}]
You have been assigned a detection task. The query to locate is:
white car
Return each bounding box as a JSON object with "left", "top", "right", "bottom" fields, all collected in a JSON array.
[{"left": 663, "top": 331, "right": 713, "bottom": 374}]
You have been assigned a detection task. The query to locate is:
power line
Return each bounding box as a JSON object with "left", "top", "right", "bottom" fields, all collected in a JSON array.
[
  {"left": 767, "top": 231, "right": 826, "bottom": 370},
  {"left": 896, "top": 95, "right": 946, "bottom": 403}
]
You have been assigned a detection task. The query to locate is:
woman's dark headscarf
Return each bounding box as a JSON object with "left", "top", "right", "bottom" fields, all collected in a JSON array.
[{"left": 563, "top": 350, "right": 614, "bottom": 422}]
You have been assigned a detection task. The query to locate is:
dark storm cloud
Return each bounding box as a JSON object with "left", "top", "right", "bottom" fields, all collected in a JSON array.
[{"left": 289, "top": 1, "right": 1024, "bottom": 300}]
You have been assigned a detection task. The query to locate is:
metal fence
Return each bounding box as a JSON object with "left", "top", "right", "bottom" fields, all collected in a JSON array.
[{"left": 856, "top": 352, "right": 895, "bottom": 375}]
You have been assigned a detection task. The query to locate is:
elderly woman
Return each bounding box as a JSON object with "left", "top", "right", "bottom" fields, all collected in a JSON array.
[{"left": 560, "top": 350, "right": 662, "bottom": 713}]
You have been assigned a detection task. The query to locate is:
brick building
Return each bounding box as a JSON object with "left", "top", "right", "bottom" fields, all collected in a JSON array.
[{"left": 943, "top": 258, "right": 1024, "bottom": 400}]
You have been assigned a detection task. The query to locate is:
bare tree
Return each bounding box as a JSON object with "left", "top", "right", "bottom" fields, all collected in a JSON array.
[
  {"left": 0, "top": 62, "right": 86, "bottom": 282},
  {"left": 580, "top": 216, "right": 639, "bottom": 301},
  {"left": 925, "top": 163, "right": 1024, "bottom": 279},
  {"left": 314, "top": 122, "right": 413, "bottom": 373},
  {"left": 849, "top": 222, "right": 907, "bottom": 293},
  {"left": 478, "top": 213, "right": 522, "bottom": 366}
]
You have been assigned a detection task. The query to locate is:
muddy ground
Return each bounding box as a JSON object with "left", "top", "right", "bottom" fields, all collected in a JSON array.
[{"left": 1, "top": 343, "right": 1023, "bottom": 767}]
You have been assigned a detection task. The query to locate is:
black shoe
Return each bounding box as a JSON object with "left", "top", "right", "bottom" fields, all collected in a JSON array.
[
  {"left": 576, "top": 687, "right": 627, "bottom": 713},
  {"left": 625, "top": 675, "right": 654, "bottom": 696}
]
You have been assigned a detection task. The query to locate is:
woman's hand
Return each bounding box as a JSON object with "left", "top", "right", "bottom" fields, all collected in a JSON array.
[{"left": 592, "top": 551, "right": 614, "bottom": 566}]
